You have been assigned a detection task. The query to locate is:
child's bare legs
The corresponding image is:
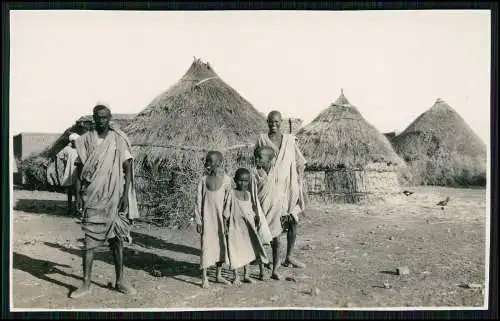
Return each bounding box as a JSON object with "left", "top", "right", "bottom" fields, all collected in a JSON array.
[
  {"left": 201, "top": 268, "right": 209, "bottom": 288},
  {"left": 271, "top": 237, "right": 282, "bottom": 280},
  {"left": 258, "top": 263, "right": 268, "bottom": 281},
  {"left": 243, "top": 265, "right": 254, "bottom": 283},
  {"left": 216, "top": 262, "right": 230, "bottom": 284},
  {"left": 70, "top": 248, "right": 95, "bottom": 299},
  {"left": 233, "top": 268, "right": 242, "bottom": 285}
]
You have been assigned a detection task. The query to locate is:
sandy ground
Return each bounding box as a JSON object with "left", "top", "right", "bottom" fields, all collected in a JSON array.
[{"left": 10, "top": 186, "right": 487, "bottom": 310}]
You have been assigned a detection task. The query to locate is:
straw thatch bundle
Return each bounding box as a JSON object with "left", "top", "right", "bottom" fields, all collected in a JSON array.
[
  {"left": 20, "top": 114, "right": 136, "bottom": 190},
  {"left": 296, "top": 90, "right": 404, "bottom": 203},
  {"left": 393, "top": 98, "right": 486, "bottom": 186},
  {"left": 124, "top": 58, "right": 267, "bottom": 227}
]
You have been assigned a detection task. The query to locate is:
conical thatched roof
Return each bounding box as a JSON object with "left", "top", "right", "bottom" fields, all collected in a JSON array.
[
  {"left": 125, "top": 58, "right": 267, "bottom": 166},
  {"left": 393, "top": 98, "right": 486, "bottom": 186},
  {"left": 122, "top": 58, "right": 268, "bottom": 227},
  {"left": 296, "top": 90, "right": 403, "bottom": 171}
]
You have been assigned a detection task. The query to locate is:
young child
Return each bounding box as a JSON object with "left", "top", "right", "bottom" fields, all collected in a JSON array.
[
  {"left": 194, "top": 150, "right": 232, "bottom": 288},
  {"left": 251, "top": 146, "right": 284, "bottom": 280},
  {"left": 227, "top": 168, "right": 272, "bottom": 285}
]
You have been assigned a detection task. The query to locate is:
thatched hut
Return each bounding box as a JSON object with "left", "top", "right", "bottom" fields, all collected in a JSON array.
[
  {"left": 20, "top": 113, "right": 136, "bottom": 190},
  {"left": 124, "top": 57, "right": 267, "bottom": 226},
  {"left": 392, "top": 98, "right": 487, "bottom": 186},
  {"left": 296, "top": 89, "right": 404, "bottom": 203},
  {"left": 282, "top": 118, "right": 304, "bottom": 135}
]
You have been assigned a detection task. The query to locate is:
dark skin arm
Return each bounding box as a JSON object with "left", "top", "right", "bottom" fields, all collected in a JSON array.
[
  {"left": 75, "top": 161, "right": 83, "bottom": 216},
  {"left": 120, "top": 158, "right": 132, "bottom": 213}
]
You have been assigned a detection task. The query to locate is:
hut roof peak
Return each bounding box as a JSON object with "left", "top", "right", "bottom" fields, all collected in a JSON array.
[{"left": 333, "top": 89, "right": 350, "bottom": 106}]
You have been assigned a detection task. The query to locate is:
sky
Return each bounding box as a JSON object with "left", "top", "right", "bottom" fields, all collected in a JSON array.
[{"left": 9, "top": 10, "right": 491, "bottom": 145}]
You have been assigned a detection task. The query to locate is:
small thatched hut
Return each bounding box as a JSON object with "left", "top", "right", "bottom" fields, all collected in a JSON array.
[
  {"left": 124, "top": 57, "right": 267, "bottom": 226},
  {"left": 20, "top": 113, "right": 136, "bottom": 190},
  {"left": 392, "top": 98, "right": 487, "bottom": 186},
  {"left": 296, "top": 89, "right": 404, "bottom": 203}
]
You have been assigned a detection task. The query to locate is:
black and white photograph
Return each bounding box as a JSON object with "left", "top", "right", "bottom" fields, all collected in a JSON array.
[{"left": 7, "top": 8, "right": 492, "bottom": 311}]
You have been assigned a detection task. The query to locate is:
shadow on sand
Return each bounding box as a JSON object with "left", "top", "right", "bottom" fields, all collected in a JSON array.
[
  {"left": 14, "top": 199, "right": 71, "bottom": 217},
  {"left": 42, "top": 241, "right": 202, "bottom": 283},
  {"left": 130, "top": 231, "right": 201, "bottom": 256},
  {"left": 12, "top": 252, "right": 109, "bottom": 297}
]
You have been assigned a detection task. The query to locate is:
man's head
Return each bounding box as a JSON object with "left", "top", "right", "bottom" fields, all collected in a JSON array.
[
  {"left": 254, "top": 146, "right": 276, "bottom": 172},
  {"left": 68, "top": 133, "right": 80, "bottom": 148},
  {"left": 204, "top": 150, "right": 224, "bottom": 174},
  {"left": 267, "top": 110, "right": 282, "bottom": 134},
  {"left": 93, "top": 104, "right": 112, "bottom": 132},
  {"left": 234, "top": 168, "right": 250, "bottom": 191}
]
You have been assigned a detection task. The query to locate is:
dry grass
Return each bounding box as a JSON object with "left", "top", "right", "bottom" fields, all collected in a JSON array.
[
  {"left": 393, "top": 99, "right": 487, "bottom": 187},
  {"left": 296, "top": 91, "right": 404, "bottom": 171}
]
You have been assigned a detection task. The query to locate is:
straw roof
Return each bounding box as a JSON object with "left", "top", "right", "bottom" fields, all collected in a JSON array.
[
  {"left": 392, "top": 98, "right": 486, "bottom": 186},
  {"left": 124, "top": 57, "right": 267, "bottom": 166},
  {"left": 393, "top": 98, "right": 486, "bottom": 161},
  {"left": 296, "top": 89, "right": 403, "bottom": 171}
]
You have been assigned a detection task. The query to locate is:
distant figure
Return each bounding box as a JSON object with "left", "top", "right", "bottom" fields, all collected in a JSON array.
[
  {"left": 70, "top": 104, "right": 139, "bottom": 299},
  {"left": 194, "top": 151, "right": 232, "bottom": 288},
  {"left": 437, "top": 196, "right": 450, "bottom": 210},
  {"left": 56, "top": 133, "right": 80, "bottom": 214},
  {"left": 227, "top": 168, "right": 272, "bottom": 285}
]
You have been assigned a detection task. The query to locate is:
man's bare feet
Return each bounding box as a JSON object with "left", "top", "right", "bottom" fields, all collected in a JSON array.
[
  {"left": 201, "top": 279, "right": 210, "bottom": 288},
  {"left": 271, "top": 272, "right": 282, "bottom": 280},
  {"left": 283, "top": 257, "right": 306, "bottom": 268},
  {"left": 216, "top": 276, "right": 231, "bottom": 285},
  {"left": 259, "top": 273, "right": 269, "bottom": 281},
  {"left": 69, "top": 284, "right": 92, "bottom": 299},
  {"left": 115, "top": 281, "right": 137, "bottom": 295}
]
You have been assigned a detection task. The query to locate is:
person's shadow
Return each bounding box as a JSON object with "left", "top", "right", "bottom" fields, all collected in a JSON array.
[
  {"left": 130, "top": 231, "right": 201, "bottom": 256},
  {"left": 12, "top": 252, "right": 109, "bottom": 297},
  {"left": 14, "top": 199, "right": 70, "bottom": 217},
  {"left": 42, "top": 241, "right": 201, "bottom": 286}
]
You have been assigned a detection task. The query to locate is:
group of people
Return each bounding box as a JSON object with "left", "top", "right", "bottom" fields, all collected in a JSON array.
[{"left": 65, "top": 104, "right": 307, "bottom": 299}]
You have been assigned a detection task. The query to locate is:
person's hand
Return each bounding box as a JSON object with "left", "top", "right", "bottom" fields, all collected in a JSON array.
[
  {"left": 76, "top": 198, "right": 83, "bottom": 214},
  {"left": 196, "top": 224, "right": 202, "bottom": 234}
]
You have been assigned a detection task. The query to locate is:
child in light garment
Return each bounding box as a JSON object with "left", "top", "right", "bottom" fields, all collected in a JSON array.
[
  {"left": 251, "top": 146, "right": 304, "bottom": 280},
  {"left": 194, "top": 151, "right": 232, "bottom": 288},
  {"left": 227, "top": 168, "right": 272, "bottom": 284}
]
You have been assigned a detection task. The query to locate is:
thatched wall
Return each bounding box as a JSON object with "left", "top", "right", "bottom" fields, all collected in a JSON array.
[
  {"left": 305, "top": 166, "right": 400, "bottom": 204},
  {"left": 393, "top": 98, "right": 486, "bottom": 187}
]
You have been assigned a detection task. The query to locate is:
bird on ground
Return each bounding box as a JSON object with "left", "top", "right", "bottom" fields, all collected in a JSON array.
[
  {"left": 437, "top": 196, "right": 450, "bottom": 210},
  {"left": 402, "top": 190, "right": 414, "bottom": 196}
]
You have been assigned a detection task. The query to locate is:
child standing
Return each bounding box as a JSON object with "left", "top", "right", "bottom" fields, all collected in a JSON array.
[
  {"left": 227, "top": 168, "right": 272, "bottom": 284},
  {"left": 194, "top": 151, "right": 232, "bottom": 288}
]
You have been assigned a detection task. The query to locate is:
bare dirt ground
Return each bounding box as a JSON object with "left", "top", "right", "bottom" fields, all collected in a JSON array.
[{"left": 10, "top": 186, "right": 486, "bottom": 310}]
